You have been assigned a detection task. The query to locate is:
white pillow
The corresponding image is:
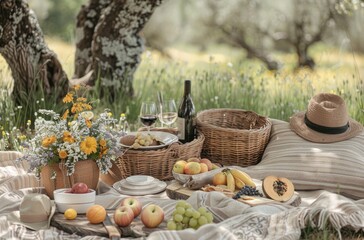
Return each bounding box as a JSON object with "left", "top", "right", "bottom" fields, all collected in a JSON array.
[
  {"left": 0, "top": 151, "right": 38, "bottom": 194},
  {"left": 245, "top": 119, "right": 364, "bottom": 199}
]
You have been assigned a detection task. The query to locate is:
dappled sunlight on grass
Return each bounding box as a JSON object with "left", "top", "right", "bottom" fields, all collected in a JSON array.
[
  {"left": 134, "top": 42, "right": 363, "bottom": 124},
  {"left": 0, "top": 39, "right": 363, "bottom": 130}
]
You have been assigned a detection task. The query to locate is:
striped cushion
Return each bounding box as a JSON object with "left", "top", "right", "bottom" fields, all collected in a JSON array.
[
  {"left": 0, "top": 151, "right": 39, "bottom": 194},
  {"left": 246, "top": 119, "right": 364, "bottom": 199}
]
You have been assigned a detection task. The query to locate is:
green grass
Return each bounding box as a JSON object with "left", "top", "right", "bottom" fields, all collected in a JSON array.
[
  {"left": 1, "top": 40, "right": 364, "bottom": 143},
  {"left": 0, "top": 40, "right": 364, "bottom": 238}
]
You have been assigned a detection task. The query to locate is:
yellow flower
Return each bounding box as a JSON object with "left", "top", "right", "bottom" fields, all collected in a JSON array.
[
  {"left": 63, "top": 93, "right": 73, "bottom": 103},
  {"left": 85, "top": 120, "right": 92, "bottom": 128},
  {"left": 77, "top": 97, "right": 87, "bottom": 102},
  {"left": 42, "top": 135, "right": 56, "bottom": 148},
  {"left": 19, "top": 135, "right": 27, "bottom": 141},
  {"left": 80, "top": 136, "right": 98, "bottom": 155},
  {"left": 73, "top": 84, "right": 81, "bottom": 91},
  {"left": 99, "top": 147, "right": 108, "bottom": 158},
  {"left": 59, "top": 150, "right": 68, "bottom": 159},
  {"left": 99, "top": 139, "right": 107, "bottom": 147},
  {"left": 63, "top": 131, "right": 75, "bottom": 143},
  {"left": 71, "top": 103, "right": 83, "bottom": 113},
  {"left": 62, "top": 109, "right": 69, "bottom": 120},
  {"left": 82, "top": 103, "right": 92, "bottom": 110}
]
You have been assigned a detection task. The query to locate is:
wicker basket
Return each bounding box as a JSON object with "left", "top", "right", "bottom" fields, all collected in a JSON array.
[
  {"left": 196, "top": 108, "right": 271, "bottom": 167},
  {"left": 115, "top": 131, "right": 205, "bottom": 181}
]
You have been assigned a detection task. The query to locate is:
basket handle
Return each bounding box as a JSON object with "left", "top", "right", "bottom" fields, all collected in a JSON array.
[{"left": 167, "top": 142, "right": 181, "bottom": 158}]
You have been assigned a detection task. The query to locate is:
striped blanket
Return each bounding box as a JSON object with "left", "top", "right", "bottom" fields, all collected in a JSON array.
[{"left": 1, "top": 149, "right": 364, "bottom": 239}]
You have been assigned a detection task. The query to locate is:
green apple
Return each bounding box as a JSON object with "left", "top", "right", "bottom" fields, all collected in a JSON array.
[{"left": 173, "top": 160, "right": 187, "bottom": 174}]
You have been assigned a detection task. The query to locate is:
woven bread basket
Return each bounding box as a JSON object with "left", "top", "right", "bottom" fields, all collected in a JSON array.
[
  {"left": 115, "top": 131, "right": 205, "bottom": 181},
  {"left": 196, "top": 109, "right": 271, "bottom": 167}
]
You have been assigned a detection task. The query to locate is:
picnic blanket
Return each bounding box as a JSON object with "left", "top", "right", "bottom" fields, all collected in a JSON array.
[{"left": 1, "top": 151, "right": 364, "bottom": 240}]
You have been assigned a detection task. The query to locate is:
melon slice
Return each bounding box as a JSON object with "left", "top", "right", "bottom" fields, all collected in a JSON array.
[{"left": 262, "top": 176, "right": 294, "bottom": 202}]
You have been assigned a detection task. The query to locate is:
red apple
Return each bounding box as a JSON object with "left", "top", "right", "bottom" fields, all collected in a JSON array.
[
  {"left": 71, "top": 182, "right": 89, "bottom": 193},
  {"left": 113, "top": 206, "right": 134, "bottom": 227},
  {"left": 140, "top": 204, "right": 164, "bottom": 228},
  {"left": 120, "top": 197, "right": 142, "bottom": 218}
]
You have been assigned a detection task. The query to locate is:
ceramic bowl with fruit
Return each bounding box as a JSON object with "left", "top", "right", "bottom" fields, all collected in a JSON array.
[{"left": 54, "top": 183, "right": 96, "bottom": 213}]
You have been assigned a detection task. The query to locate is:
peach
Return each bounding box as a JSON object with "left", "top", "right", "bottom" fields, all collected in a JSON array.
[
  {"left": 200, "top": 158, "right": 212, "bottom": 171},
  {"left": 184, "top": 162, "right": 201, "bottom": 175},
  {"left": 212, "top": 172, "right": 227, "bottom": 186},
  {"left": 200, "top": 163, "right": 208, "bottom": 173},
  {"left": 187, "top": 157, "right": 200, "bottom": 163}
]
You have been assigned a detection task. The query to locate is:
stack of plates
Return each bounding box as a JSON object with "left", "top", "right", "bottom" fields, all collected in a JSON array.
[{"left": 113, "top": 175, "right": 167, "bottom": 196}]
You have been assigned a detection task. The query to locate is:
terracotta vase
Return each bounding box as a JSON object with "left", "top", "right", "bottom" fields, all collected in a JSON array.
[{"left": 40, "top": 159, "right": 99, "bottom": 199}]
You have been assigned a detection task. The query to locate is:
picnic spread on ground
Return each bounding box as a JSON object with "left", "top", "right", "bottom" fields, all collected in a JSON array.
[{"left": 1, "top": 92, "right": 364, "bottom": 240}]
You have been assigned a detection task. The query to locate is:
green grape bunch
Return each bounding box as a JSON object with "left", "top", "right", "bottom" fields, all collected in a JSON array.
[{"left": 167, "top": 200, "right": 214, "bottom": 231}]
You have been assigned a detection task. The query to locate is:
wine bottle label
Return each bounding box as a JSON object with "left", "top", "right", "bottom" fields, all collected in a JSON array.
[{"left": 177, "top": 117, "right": 185, "bottom": 140}]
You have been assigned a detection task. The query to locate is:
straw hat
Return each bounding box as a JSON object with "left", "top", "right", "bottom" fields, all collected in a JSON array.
[
  {"left": 290, "top": 93, "right": 363, "bottom": 143},
  {"left": 7, "top": 193, "right": 55, "bottom": 230}
]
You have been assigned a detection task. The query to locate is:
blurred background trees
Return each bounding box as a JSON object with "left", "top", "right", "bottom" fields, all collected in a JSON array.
[{"left": 27, "top": 0, "right": 363, "bottom": 72}]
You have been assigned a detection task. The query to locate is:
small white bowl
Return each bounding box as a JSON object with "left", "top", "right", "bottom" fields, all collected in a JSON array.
[
  {"left": 53, "top": 188, "right": 96, "bottom": 204},
  {"left": 125, "top": 175, "right": 154, "bottom": 186},
  {"left": 56, "top": 202, "right": 95, "bottom": 214}
]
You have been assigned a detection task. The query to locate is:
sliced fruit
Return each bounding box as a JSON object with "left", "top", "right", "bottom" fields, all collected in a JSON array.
[{"left": 262, "top": 176, "right": 294, "bottom": 202}]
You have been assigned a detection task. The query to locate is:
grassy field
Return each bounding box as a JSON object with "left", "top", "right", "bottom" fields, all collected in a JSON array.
[
  {"left": 1, "top": 38, "right": 364, "bottom": 238},
  {"left": 1, "top": 38, "right": 363, "bottom": 132}
]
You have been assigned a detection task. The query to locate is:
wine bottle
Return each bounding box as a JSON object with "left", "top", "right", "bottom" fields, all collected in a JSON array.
[{"left": 177, "top": 80, "right": 196, "bottom": 143}]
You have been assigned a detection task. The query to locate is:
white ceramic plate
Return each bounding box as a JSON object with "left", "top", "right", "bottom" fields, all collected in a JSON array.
[
  {"left": 116, "top": 179, "right": 158, "bottom": 191},
  {"left": 120, "top": 131, "right": 178, "bottom": 150},
  {"left": 126, "top": 175, "right": 155, "bottom": 186},
  {"left": 113, "top": 179, "right": 167, "bottom": 196}
]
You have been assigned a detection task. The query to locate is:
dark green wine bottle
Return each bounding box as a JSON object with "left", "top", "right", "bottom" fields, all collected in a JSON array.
[{"left": 177, "top": 80, "right": 196, "bottom": 143}]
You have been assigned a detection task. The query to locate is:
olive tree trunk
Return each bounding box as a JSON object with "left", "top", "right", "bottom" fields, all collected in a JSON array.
[
  {"left": 74, "top": 0, "right": 163, "bottom": 100},
  {"left": 0, "top": 0, "right": 68, "bottom": 105},
  {"left": 0, "top": 0, "right": 163, "bottom": 105}
]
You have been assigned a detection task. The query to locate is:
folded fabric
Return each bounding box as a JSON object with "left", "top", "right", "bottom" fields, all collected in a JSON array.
[
  {"left": 0, "top": 151, "right": 39, "bottom": 195},
  {"left": 245, "top": 119, "right": 364, "bottom": 199}
]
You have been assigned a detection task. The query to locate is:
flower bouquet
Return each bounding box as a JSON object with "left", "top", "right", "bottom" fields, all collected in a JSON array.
[{"left": 17, "top": 85, "right": 121, "bottom": 196}]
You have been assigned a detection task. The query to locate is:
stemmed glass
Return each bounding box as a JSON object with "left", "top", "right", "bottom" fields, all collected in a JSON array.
[
  {"left": 139, "top": 102, "right": 158, "bottom": 132},
  {"left": 158, "top": 99, "right": 178, "bottom": 127}
]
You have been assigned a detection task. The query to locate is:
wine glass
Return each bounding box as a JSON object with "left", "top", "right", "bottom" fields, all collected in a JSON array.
[
  {"left": 139, "top": 102, "right": 157, "bottom": 132},
  {"left": 158, "top": 99, "right": 178, "bottom": 127}
]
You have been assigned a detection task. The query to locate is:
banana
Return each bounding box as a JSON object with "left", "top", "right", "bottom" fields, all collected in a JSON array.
[
  {"left": 230, "top": 169, "right": 256, "bottom": 188},
  {"left": 234, "top": 176, "right": 245, "bottom": 190},
  {"left": 225, "top": 170, "right": 236, "bottom": 192}
]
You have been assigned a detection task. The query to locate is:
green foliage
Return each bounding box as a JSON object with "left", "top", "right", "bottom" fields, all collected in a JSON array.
[{"left": 36, "top": 0, "right": 87, "bottom": 42}]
